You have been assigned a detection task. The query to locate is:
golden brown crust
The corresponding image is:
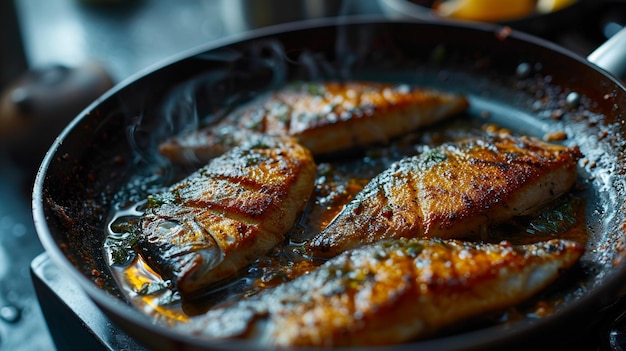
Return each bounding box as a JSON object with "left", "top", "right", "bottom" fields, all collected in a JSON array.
[
  {"left": 306, "top": 133, "right": 583, "bottom": 258},
  {"left": 158, "top": 81, "right": 469, "bottom": 164},
  {"left": 183, "top": 238, "right": 584, "bottom": 347},
  {"left": 139, "top": 135, "right": 316, "bottom": 295}
]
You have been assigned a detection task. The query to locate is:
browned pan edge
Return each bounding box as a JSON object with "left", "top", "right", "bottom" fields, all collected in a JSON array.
[{"left": 33, "top": 16, "right": 626, "bottom": 351}]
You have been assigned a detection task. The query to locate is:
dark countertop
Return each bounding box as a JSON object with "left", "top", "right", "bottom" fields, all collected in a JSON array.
[
  {"left": 0, "top": 152, "right": 53, "bottom": 351},
  {"left": 14, "top": 0, "right": 382, "bottom": 84},
  {"left": 15, "top": 0, "right": 235, "bottom": 83}
]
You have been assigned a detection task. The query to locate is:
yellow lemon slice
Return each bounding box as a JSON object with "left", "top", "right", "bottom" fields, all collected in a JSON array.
[
  {"left": 434, "top": 0, "right": 536, "bottom": 22},
  {"left": 536, "top": 0, "right": 577, "bottom": 13}
]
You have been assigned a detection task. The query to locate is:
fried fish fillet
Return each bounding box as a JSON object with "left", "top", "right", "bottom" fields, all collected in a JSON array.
[
  {"left": 137, "top": 135, "right": 316, "bottom": 296},
  {"left": 181, "top": 237, "right": 584, "bottom": 347},
  {"left": 307, "top": 133, "right": 583, "bottom": 258},
  {"left": 159, "top": 81, "right": 469, "bottom": 164}
]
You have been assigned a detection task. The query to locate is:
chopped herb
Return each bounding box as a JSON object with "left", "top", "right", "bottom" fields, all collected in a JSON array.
[
  {"left": 241, "top": 151, "right": 268, "bottom": 166},
  {"left": 420, "top": 149, "right": 447, "bottom": 167},
  {"left": 106, "top": 215, "right": 141, "bottom": 266},
  {"left": 146, "top": 194, "right": 163, "bottom": 207},
  {"left": 405, "top": 241, "right": 424, "bottom": 257},
  {"left": 527, "top": 198, "right": 579, "bottom": 235},
  {"left": 106, "top": 230, "right": 139, "bottom": 266},
  {"left": 136, "top": 280, "right": 170, "bottom": 295},
  {"left": 250, "top": 142, "right": 271, "bottom": 150},
  {"left": 292, "top": 245, "right": 308, "bottom": 257},
  {"left": 146, "top": 192, "right": 176, "bottom": 208},
  {"left": 322, "top": 266, "right": 374, "bottom": 293},
  {"left": 305, "top": 83, "right": 326, "bottom": 96},
  {"left": 110, "top": 247, "right": 132, "bottom": 266}
]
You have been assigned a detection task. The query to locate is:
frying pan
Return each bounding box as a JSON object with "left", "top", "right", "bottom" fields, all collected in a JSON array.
[{"left": 32, "top": 16, "right": 626, "bottom": 351}]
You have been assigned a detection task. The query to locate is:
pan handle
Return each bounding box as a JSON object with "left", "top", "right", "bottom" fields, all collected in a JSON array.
[{"left": 587, "top": 26, "right": 626, "bottom": 81}]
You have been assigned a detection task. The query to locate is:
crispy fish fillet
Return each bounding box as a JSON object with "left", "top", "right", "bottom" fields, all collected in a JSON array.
[
  {"left": 159, "top": 81, "right": 469, "bottom": 164},
  {"left": 137, "top": 135, "right": 316, "bottom": 296},
  {"left": 307, "top": 133, "right": 583, "bottom": 258},
  {"left": 181, "top": 237, "right": 584, "bottom": 347}
]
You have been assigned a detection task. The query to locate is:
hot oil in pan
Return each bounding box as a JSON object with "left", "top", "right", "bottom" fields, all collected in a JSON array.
[{"left": 103, "top": 107, "right": 590, "bottom": 334}]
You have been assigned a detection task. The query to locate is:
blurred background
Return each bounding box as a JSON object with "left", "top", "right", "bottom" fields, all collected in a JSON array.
[{"left": 0, "top": 0, "right": 624, "bottom": 350}]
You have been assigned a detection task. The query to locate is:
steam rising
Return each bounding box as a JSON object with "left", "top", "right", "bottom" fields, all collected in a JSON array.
[
  {"left": 141, "top": 31, "right": 366, "bottom": 169},
  {"left": 153, "top": 40, "right": 293, "bottom": 172},
  {"left": 119, "top": 18, "right": 385, "bottom": 194}
]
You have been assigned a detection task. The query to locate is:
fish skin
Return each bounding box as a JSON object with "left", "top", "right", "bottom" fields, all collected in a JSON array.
[
  {"left": 137, "top": 135, "right": 316, "bottom": 296},
  {"left": 158, "top": 81, "right": 469, "bottom": 164},
  {"left": 306, "top": 133, "right": 583, "bottom": 258},
  {"left": 180, "top": 237, "right": 584, "bottom": 347}
]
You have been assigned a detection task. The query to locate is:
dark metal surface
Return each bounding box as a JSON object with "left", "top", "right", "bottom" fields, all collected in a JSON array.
[
  {"left": 0, "top": 153, "right": 54, "bottom": 351},
  {"left": 31, "top": 253, "right": 148, "bottom": 351}
]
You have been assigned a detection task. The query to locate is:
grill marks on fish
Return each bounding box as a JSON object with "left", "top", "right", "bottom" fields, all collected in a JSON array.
[
  {"left": 138, "top": 136, "right": 316, "bottom": 296},
  {"left": 306, "top": 133, "right": 583, "bottom": 258},
  {"left": 181, "top": 237, "right": 584, "bottom": 347},
  {"left": 158, "top": 81, "right": 469, "bottom": 164}
]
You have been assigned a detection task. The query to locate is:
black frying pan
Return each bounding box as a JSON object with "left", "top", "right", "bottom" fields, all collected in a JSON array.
[{"left": 32, "top": 16, "right": 626, "bottom": 350}]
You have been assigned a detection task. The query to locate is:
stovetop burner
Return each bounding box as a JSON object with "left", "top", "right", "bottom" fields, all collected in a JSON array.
[{"left": 30, "top": 253, "right": 148, "bottom": 351}]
